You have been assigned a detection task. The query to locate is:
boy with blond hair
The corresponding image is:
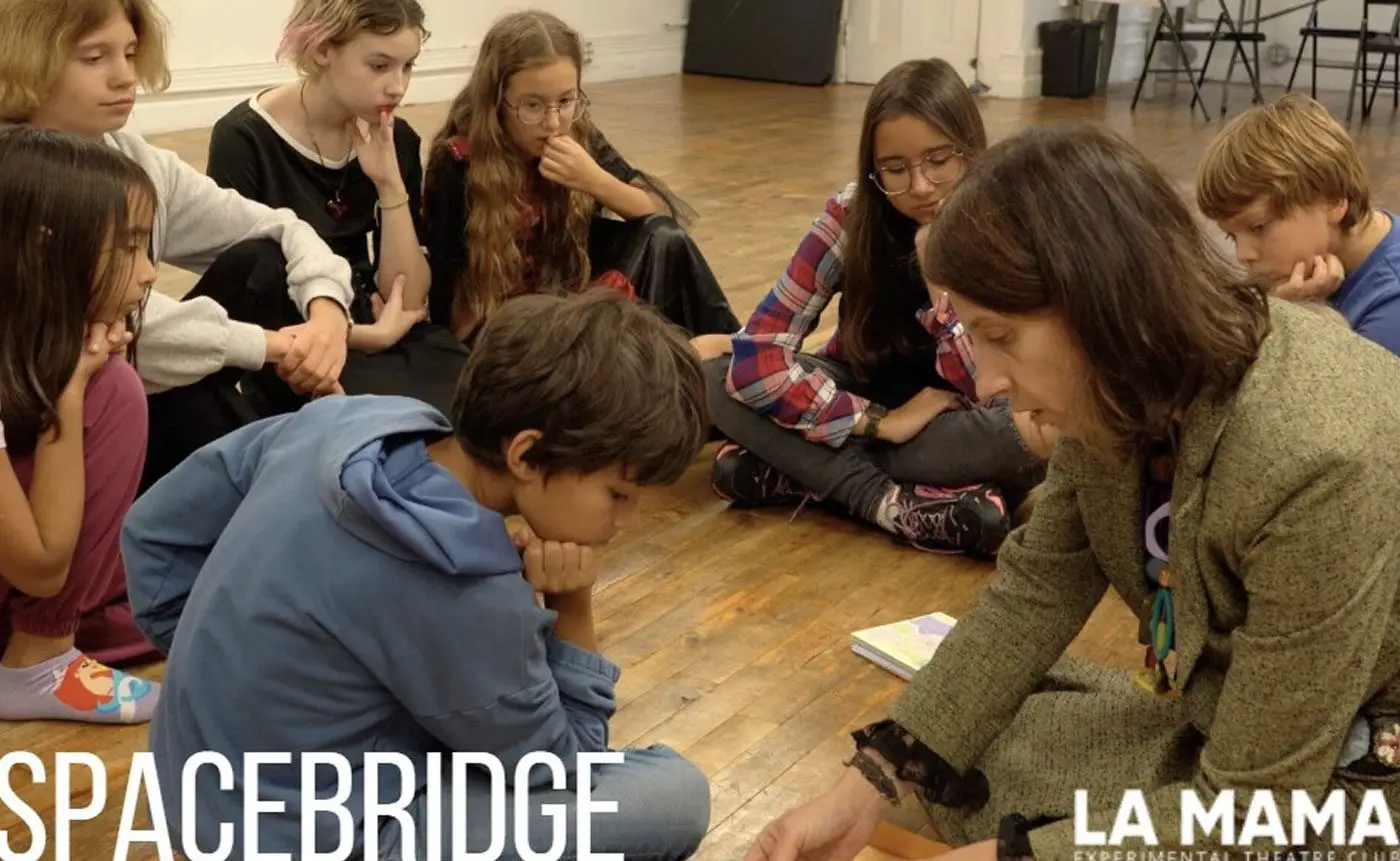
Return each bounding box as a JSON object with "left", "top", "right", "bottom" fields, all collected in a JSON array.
[{"left": 1196, "top": 92, "right": 1400, "bottom": 354}]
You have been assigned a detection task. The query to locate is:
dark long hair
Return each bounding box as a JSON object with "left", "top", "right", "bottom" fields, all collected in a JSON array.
[
  {"left": 840, "top": 57, "right": 986, "bottom": 382},
  {"left": 0, "top": 127, "right": 156, "bottom": 455},
  {"left": 922, "top": 124, "right": 1271, "bottom": 456}
]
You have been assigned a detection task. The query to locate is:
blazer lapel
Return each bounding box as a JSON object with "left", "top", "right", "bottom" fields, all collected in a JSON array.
[
  {"left": 1165, "top": 393, "right": 1234, "bottom": 690},
  {"left": 1062, "top": 445, "right": 1148, "bottom": 615}
]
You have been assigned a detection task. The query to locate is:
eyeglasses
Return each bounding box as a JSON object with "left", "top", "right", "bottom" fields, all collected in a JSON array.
[
  {"left": 869, "top": 147, "right": 964, "bottom": 196},
  {"left": 503, "top": 93, "right": 590, "bottom": 126}
]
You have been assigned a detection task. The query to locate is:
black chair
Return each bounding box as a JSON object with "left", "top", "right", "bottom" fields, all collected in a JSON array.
[
  {"left": 1347, "top": 0, "right": 1400, "bottom": 122},
  {"left": 1133, "top": 0, "right": 1266, "bottom": 121},
  {"left": 1287, "top": 1, "right": 1365, "bottom": 98}
]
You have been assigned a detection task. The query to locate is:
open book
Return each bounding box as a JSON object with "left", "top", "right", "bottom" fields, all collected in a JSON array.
[{"left": 851, "top": 612, "right": 958, "bottom": 681}]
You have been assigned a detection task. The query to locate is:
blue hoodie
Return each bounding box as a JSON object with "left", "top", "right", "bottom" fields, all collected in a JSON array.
[{"left": 121, "top": 395, "right": 621, "bottom": 857}]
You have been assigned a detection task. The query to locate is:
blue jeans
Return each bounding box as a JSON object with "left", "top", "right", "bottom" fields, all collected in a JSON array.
[{"left": 377, "top": 745, "right": 710, "bottom": 861}]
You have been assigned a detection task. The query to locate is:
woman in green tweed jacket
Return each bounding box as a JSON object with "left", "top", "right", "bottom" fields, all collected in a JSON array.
[{"left": 745, "top": 123, "right": 1400, "bottom": 861}]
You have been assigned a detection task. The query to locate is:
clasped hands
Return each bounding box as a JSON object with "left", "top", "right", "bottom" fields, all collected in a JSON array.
[{"left": 264, "top": 297, "right": 351, "bottom": 397}]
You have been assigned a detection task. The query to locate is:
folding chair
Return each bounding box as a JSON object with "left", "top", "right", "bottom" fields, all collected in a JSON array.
[
  {"left": 1132, "top": 0, "right": 1265, "bottom": 120},
  {"left": 1287, "top": 0, "right": 1370, "bottom": 98},
  {"left": 1346, "top": 0, "right": 1400, "bottom": 122}
]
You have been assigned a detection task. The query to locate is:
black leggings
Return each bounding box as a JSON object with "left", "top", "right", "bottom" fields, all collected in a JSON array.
[
  {"left": 704, "top": 354, "right": 1047, "bottom": 518},
  {"left": 589, "top": 214, "right": 741, "bottom": 336},
  {"left": 141, "top": 241, "right": 472, "bottom": 494}
]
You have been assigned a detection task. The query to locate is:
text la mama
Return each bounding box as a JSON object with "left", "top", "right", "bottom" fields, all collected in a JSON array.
[{"left": 1075, "top": 788, "right": 1398, "bottom": 847}]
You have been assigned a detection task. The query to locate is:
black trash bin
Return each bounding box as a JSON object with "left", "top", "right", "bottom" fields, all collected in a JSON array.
[{"left": 1038, "top": 19, "right": 1104, "bottom": 98}]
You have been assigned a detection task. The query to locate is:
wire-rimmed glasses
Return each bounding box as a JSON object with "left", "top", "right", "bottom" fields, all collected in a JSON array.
[
  {"left": 503, "top": 93, "right": 590, "bottom": 126},
  {"left": 869, "top": 146, "right": 964, "bottom": 196}
]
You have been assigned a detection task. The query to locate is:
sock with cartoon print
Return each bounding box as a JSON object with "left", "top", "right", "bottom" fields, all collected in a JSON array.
[{"left": 0, "top": 648, "right": 159, "bottom": 723}]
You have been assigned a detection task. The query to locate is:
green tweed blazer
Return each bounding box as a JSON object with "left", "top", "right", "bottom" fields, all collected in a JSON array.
[{"left": 891, "top": 299, "right": 1400, "bottom": 857}]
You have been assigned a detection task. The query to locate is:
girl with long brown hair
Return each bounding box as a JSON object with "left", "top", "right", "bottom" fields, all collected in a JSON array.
[
  {"left": 422, "top": 9, "right": 739, "bottom": 345},
  {"left": 746, "top": 124, "right": 1400, "bottom": 861},
  {"left": 0, "top": 127, "right": 160, "bottom": 725},
  {"left": 706, "top": 58, "right": 1052, "bottom": 557}
]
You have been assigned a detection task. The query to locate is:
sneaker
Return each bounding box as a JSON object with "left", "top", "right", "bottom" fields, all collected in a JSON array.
[
  {"left": 710, "top": 443, "right": 808, "bottom": 507},
  {"left": 884, "top": 482, "right": 1011, "bottom": 557}
]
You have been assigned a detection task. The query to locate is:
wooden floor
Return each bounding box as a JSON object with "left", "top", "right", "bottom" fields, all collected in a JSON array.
[{"left": 4, "top": 73, "right": 1399, "bottom": 859}]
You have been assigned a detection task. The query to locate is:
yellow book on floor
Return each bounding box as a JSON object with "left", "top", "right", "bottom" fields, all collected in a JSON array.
[{"left": 851, "top": 612, "right": 957, "bottom": 680}]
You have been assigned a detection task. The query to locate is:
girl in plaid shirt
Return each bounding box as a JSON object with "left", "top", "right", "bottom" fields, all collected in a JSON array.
[{"left": 703, "top": 59, "right": 1053, "bottom": 556}]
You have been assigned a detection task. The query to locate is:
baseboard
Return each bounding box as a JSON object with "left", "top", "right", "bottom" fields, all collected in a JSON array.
[{"left": 126, "top": 31, "right": 685, "bottom": 136}]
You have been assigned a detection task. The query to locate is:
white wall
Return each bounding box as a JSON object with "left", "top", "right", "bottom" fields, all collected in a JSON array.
[
  {"left": 129, "top": 0, "right": 690, "bottom": 135},
  {"left": 974, "top": 0, "right": 1066, "bottom": 98}
]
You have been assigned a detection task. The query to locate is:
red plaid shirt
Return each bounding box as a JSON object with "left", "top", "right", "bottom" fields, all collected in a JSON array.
[{"left": 725, "top": 184, "right": 979, "bottom": 448}]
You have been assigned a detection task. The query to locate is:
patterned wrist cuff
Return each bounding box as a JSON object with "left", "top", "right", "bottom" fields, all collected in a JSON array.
[{"left": 851, "top": 719, "right": 990, "bottom": 810}]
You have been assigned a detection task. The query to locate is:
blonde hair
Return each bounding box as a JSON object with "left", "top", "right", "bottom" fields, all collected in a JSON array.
[
  {"left": 1196, "top": 92, "right": 1371, "bottom": 231},
  {"left": 428, "top": 10, "right": 595, "bottom": 339},
  {"left": 277, "top": 0, "right": 427, "bottom": 77},
  {"left": 0, "top": 0, "right": 170, "bottom": 122}
]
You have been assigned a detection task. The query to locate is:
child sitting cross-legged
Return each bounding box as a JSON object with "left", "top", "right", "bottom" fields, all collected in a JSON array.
[{"left": 121, "top": 289, "right": 712, "bottom": 859}]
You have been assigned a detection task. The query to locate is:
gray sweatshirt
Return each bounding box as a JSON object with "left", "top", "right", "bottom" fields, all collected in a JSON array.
[{"left": 106, "top": 130, "right": 354, "bottom": 394}]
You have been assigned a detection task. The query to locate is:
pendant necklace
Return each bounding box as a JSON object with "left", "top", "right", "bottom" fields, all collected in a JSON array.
[{"left": 300, "top": 82, "right": 350, "bottom": 220}]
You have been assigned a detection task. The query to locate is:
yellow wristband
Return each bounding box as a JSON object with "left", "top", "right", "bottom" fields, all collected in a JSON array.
[{"left": 378, "top": 193, "right": 411, "bottom": 212}]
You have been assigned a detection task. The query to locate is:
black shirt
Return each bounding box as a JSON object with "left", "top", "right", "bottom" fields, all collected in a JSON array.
[{"left": 206, "top": 94, "right": 425, "bottom": 294}]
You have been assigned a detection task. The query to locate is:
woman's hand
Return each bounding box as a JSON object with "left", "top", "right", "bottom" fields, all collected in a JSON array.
[
  {"left": 539, "top": 134, "right": 608, "bottom": 195},
  {"left": 744, "top": 768, "right": 890, "bottom": 861}
]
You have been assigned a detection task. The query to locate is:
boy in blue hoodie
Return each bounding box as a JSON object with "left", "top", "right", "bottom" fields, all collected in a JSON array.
[
  {"left": 121, "top": 290, "right": 713, "bottom": 860},
  {"left": 1197, "top": 93, "right": 1400, "bottom": 356}
]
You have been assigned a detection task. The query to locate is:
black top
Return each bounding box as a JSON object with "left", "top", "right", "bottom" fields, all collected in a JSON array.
[
  {"left": 420, "top": 126, "right": 644, "bottom": 333},
  {"left": 206, "top": 94, "right": 425, "bottom": 291}
]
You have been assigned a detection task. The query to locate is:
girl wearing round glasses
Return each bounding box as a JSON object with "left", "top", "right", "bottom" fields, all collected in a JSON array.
[
  {"left": 422, "top": 10, "right": 740, "bottom": 346},
  {"left": 705, "top": 58, "right": 1055, "bottom": 556}
]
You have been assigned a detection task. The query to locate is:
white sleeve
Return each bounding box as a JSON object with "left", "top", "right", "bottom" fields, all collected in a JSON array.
[
  {"left": 133, "top": 290, "right": 268, "bottom": 395},
  {"left": 150, "top": 146, "right": 354, "bottom": 319}
]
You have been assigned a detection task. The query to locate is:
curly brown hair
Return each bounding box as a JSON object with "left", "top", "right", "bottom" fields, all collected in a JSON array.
[{"left": 429, "top": 10, "right": 596, "bottom": 337}]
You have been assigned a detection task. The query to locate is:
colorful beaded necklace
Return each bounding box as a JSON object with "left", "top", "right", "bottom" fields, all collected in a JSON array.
[{"left": 1135, "top": 439, "right": 1179, "bottom": 697}]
